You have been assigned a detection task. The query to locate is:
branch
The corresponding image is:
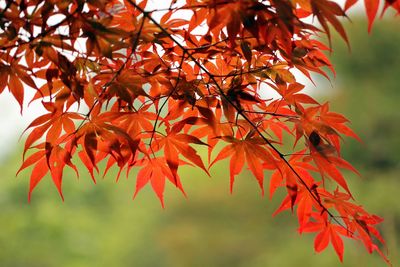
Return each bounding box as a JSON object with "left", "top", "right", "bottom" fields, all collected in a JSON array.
[{"left": 126, "top": 0, "right": 348, "bottom": 230}]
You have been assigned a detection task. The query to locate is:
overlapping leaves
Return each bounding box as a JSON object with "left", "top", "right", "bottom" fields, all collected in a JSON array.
[{"left": 0, "top": 0, "right": 397, "bottom": 265}]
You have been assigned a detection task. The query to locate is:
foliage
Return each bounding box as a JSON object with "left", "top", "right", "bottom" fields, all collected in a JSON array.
[{"left": 0, "top": 0, "right": 398, "bottom": 264}]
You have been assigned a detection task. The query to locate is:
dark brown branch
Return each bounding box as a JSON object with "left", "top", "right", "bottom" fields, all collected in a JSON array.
[{"left": 148, "top": 51, "right": 187, "bottom": 152}]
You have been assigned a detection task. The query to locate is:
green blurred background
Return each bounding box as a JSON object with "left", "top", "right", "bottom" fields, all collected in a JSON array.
[{"left": 0, "top": 18, "right": 399, "bottom": 267}]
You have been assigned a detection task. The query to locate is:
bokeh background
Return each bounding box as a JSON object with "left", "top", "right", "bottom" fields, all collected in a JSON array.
[{"left": 0, "top": 17, "right": 399, "bottom": 267}]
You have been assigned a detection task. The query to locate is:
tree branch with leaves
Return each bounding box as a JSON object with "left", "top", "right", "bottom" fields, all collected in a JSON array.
[{"left": 0, "top": 0, "right": 397, "bottom": 264}]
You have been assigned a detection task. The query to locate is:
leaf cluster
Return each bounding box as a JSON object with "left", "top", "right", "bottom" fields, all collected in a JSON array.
[{"left": 1, "top": 0, "right": 398, "bottom": 264}]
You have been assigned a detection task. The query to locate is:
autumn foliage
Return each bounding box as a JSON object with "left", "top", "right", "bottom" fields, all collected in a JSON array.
[{"left": 0, "top": 0, "right": 398, "bottom": 264}]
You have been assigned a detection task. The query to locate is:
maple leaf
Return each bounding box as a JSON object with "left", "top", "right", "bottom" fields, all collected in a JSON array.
[
  {"left": 212, "top": 132, "right": 276, "bottom": 194},
  {"left": 274, "top": 82, "right": 319, "bottom": 107},
  {"left": 301, "top": 213, "right": 347, "bottom": 261},
  {"left": 311, "top": 0, "right": 349, "bottom": 47},
  {"left": 134, "top": 156, "right": 185, "bottom": 207},
  {"left": 304, "top": 131, "right": 360, "bottom": 196},
  {"left": 364, "top": 0, "right": 380, "bottom": 32},
  {"left": 267, "top": 150, "right": 317, "bottom": 210}
]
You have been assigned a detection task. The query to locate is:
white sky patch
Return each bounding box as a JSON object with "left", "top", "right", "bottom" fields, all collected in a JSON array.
[{"left": 0, "top": 90, "right": 45, "bottom": 161}]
